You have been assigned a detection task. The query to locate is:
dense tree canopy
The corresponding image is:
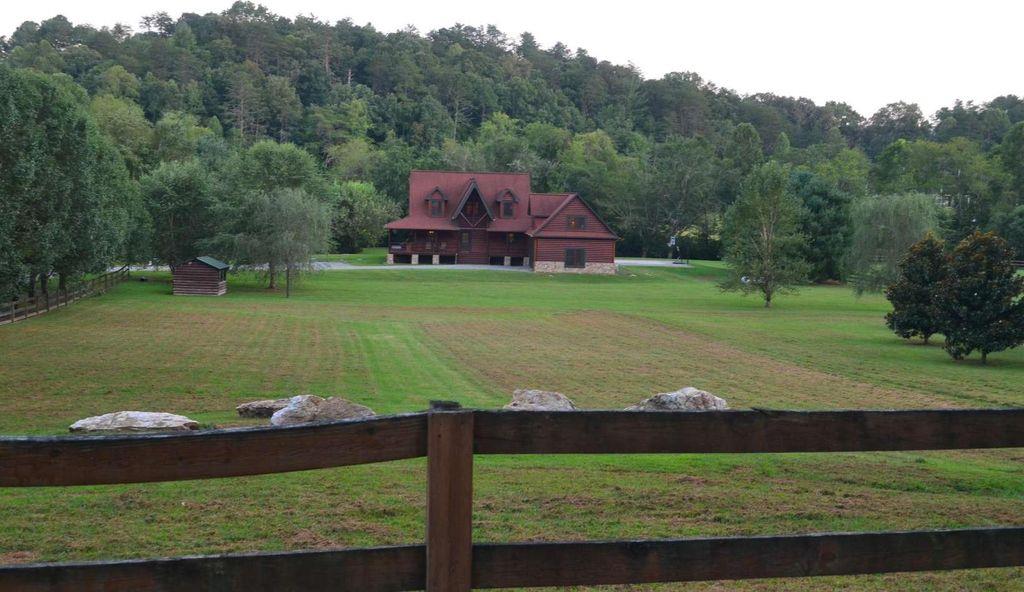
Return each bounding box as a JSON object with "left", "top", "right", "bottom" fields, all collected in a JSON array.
[{"left": 2, "top": 4, "right": 1023, "bottom": 298}]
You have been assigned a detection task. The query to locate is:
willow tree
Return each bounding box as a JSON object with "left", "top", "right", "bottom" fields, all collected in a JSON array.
[
  {"left": 846, "top": 193, "right": 942, "bottom": 295},
  {"left": 720, "top": 161, "right": 808, "bottom": 308}
]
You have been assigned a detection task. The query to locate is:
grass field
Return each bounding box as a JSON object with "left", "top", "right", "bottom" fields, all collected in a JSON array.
[
  {"left": 316, "top": 248, "right": 389, "bottom": 265},
  {"left": 2, "top": 262, "right": 1023, "bottom": 590}
]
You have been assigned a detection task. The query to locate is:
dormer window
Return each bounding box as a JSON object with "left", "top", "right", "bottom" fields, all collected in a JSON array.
[
  {"left": 567, "top": 215, "right": 587, "bottom": 230},
  {"left": 497, "top": 188, "right": 518, "bottom": 219},
  {"left": 429, "top": 199, "right": 443, "bottom": 217}
]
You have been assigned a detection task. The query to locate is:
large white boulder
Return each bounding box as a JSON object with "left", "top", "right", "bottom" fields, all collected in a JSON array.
[
  {"left": 270, "top": 395, "right": 376, "bottom": 426},
  {"left": 69, "top": 411, "right": 199, "bottom": 433},
  {"left": 503, "top": 389, "right": 577, "bottom": 411},
  {"left": 626, "top": 387, "right": 728, "bottom": 411},
  {"left": 236, "top": 398, "right": 291, "bottom": 418}
]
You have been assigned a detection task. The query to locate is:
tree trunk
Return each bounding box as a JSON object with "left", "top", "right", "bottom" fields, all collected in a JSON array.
[
  {"left": 922, "top": 334, "right": 930, "bottom": 345},
  {"left": 268, "top": 262, "right": 277, "bottom": 289},
  {"left": 28, "top": 273, "right": 36, "bottom": 297},
  {"left": 58, "top": 273, "right": 67, "bottom": 293},
  {"left": 285, "top": 265, "right": 292, "bottom": 298},
  {"left": 981, "top": 351, "right": 988, "bottom": 364},
  {"left": 39, "top": 273, "right": 48, "bottom": 295}
]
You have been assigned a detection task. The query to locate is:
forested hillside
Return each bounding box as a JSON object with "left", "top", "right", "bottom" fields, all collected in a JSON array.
[{"left": 2, "top": 1, "right": 1023, "bottom": 299}]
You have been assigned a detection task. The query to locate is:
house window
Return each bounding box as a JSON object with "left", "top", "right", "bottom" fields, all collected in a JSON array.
[
  {"left": 502, "top": 201, "right": 514, "bottom": 218},
  {"left": 506, "top": 233, "right": 518, "bottom": 246},
  {"left": 564, "top": 248, "right": 586, "bottom": 268},
  {"left": 460, "top": 232, "right": 471, "bottom": 251},
  {"left": 429, "top": 199, "right": 443, "bottom": 217},
  {"left": 567, "top": 215, "right": 587, "bottom": 230},
  {"left": 465, "top": 201, "right": 479, "bottom": 216}
]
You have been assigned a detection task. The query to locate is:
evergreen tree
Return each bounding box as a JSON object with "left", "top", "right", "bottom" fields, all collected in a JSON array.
[
  {"left": 936, "top": 231, "right": 1024, "bottom": 363},
  {"left": 791, "top": 171, "right": 851, "bottom": 282},
  {"left": 884, "top": 232, "right": 947, "bottom": 344},
  {"left": 720, "top": 161, "right": 808, "bottom": 307}
]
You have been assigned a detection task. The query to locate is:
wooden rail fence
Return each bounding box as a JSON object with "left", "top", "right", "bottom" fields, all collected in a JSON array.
[
  {"left": 0, "top": 267, "right": 130, "bottom": 325},
  {"left": 1, "top": 405, "right": 1023, "bottom": 591}
]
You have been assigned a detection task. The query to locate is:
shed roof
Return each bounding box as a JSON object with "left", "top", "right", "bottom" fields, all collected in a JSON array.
[{"left": 193, "top": 256, "right": 230, "bottom": 270}]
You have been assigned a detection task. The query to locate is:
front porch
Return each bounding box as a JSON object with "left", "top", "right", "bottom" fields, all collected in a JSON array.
[{"left": 387, "top": 230, "right": 530, "bottom": 267}]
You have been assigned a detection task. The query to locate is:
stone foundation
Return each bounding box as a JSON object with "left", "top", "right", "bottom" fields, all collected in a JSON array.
[
  {"left": 432, "top": 254, "right": 440, "bottom": 264},
  {"left": 503, "top": 256, "right": 511, "bottom": 266},
  {"left": 386, "top": 253, "right": 394, "bottom": 264},
  {"left": 533, "top": 261, "right": 617, "bottom": 275},
  {"left": 411, "top": 254, "right": 419, "bottom": 264}
]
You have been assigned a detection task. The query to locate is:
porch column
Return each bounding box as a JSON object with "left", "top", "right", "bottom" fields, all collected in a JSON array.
[
  {"left": 432, "top": 254, "right": 440, "bottom": 265},
  {"left": 503, "top": 256, "right": 511, "bottom": 266},
  {"left": 386, "top": 253, "right": 394, "bottom": 265},
  {"left": 411, "top": 254, "right": 419, "bottom": 265},
  {"left": 524, "top": 257, "right": 530, "bottom": 267}
]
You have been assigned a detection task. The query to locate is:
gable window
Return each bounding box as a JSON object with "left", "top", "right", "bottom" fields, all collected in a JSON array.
[
  {"left": 465, "top": 201, "right": 479, "bottom": 217},
  {"left": 460, "top": 231, "right": 471, "bottom": 251},
  {"left": 567, "top": 215, "right": 587, "bottom": 230},
  {"left": 564, "top": 248, "right": 586, "bottom": 268},
  {"left": 502, "top": 201, "right": 515, "bottom": 218},
  {"left": 429, "top": 199, "right": 443, "bottom": 217}
]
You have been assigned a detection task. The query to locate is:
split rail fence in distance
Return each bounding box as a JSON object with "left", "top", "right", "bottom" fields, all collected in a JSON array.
[{"left": 0, "top": 267, "right": 130, "bottom": 325}]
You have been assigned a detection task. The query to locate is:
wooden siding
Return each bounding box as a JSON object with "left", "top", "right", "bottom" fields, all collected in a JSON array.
[
  {"left": 172, "top": 264, "right": 226, "bottom": 296},
  {"left": 458, "top": 230, "right": 490, "bottom": 264},
  {"left": 486, "top": 233, "right": 529, "bottom": 257},
  {"left": 534, "top": 238, "right": 615, "bottom": 263},
  {"left": 537, "top": 197, "right": 612, "bottom": 235}
]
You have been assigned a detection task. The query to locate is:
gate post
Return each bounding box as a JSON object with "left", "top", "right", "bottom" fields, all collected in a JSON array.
[{"left": 426, "top": 401, "right": 474, "bottom": 591}]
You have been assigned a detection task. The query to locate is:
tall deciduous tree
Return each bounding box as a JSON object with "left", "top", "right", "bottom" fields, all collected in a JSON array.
[
  {"left": 884, "top": 233, "right": 947, "bottom": 344},
  {"left": 213, "top": 188, "right": 331, "bottom": 295},
  {"left": 936, "top": 231, "right": 1024, "bottom": 363},
  {"left": 331, "top": 181, "right": 401, "bottom": 253},
  {"left": 141, "top": 159, "right": 217, "bottom": 266},
  {"left": 720, "top": 161, "right": 808, "bottom": 307},
  {"left": 0, "top": 65, "right": 138, "bottom": 299}
]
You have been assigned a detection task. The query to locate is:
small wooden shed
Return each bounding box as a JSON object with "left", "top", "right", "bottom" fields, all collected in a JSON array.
[{"left": 172, "top": 256, "right": 229, "bottom": 296}]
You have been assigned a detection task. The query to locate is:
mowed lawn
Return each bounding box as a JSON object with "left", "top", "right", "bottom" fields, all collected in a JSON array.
[{"left": 2, "top": 263, "right": 1023, "bottom": 590}]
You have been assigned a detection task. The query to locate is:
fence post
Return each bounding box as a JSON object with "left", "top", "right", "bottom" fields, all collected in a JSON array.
[{"left": 426, "top": 401, "right": 474, "bottom": 592}]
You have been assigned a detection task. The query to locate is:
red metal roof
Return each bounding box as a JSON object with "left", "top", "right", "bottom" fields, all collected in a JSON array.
[{"left": 386, "top": 171, "right": 617, "bottom": 241}]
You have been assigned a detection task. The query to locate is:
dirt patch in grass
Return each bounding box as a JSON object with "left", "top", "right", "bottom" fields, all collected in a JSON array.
[{"left": 424, "top": 311, "right": 951, "bottom": 409}]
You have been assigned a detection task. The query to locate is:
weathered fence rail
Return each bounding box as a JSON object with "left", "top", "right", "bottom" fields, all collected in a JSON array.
[
  {"left": 0, "top": 266, "right": 130, "bottom": 325},
  {"left": 2, "top": 405, "right": 1023, "bottom": 591}
]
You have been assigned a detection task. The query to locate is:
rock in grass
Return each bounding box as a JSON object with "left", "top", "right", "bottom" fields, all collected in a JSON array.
[
  {"left": 626, "top": 387, "right": 728, "bottom": 411},
  {"left": 270, "top": 395, "right": 375, "bottom": 426},
  {"left": 503, "top": 389, "right": 577, "bottom": 411},
  {"left": 236, "top": 398, "right": 291, "bottom": 418},
  {"left": 69, "top": 411, "right": 199, "bottom": 433}
]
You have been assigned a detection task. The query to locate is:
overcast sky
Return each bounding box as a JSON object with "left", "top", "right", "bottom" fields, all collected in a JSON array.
[{"left": 2, "top": 0, "right": 1020, "bottom": 117}]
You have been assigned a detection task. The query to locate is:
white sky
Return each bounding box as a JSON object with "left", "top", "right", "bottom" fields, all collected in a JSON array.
[{"left": 2, "top": 0, "right": 1020, "bottom": 118}]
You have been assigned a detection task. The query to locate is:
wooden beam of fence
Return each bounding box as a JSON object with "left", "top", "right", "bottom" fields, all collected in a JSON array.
[
  {"left": 470, "top": 527, "right": 1024, "bottom": 588},
  {"left": 4, "top": 528, "right": 1023, "bottom": 591},
  {"left": 0, "top": 545, "right": 424, "bottom": 592},
  {"left": 473, "top": 409, "right": 1024, "bottom": 454},
  {"left": 4, "top": 409, "right": 1024, "bottom": 488},
  {"left": 0, "top": 414, "right": 428, "bottom": 487}
]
